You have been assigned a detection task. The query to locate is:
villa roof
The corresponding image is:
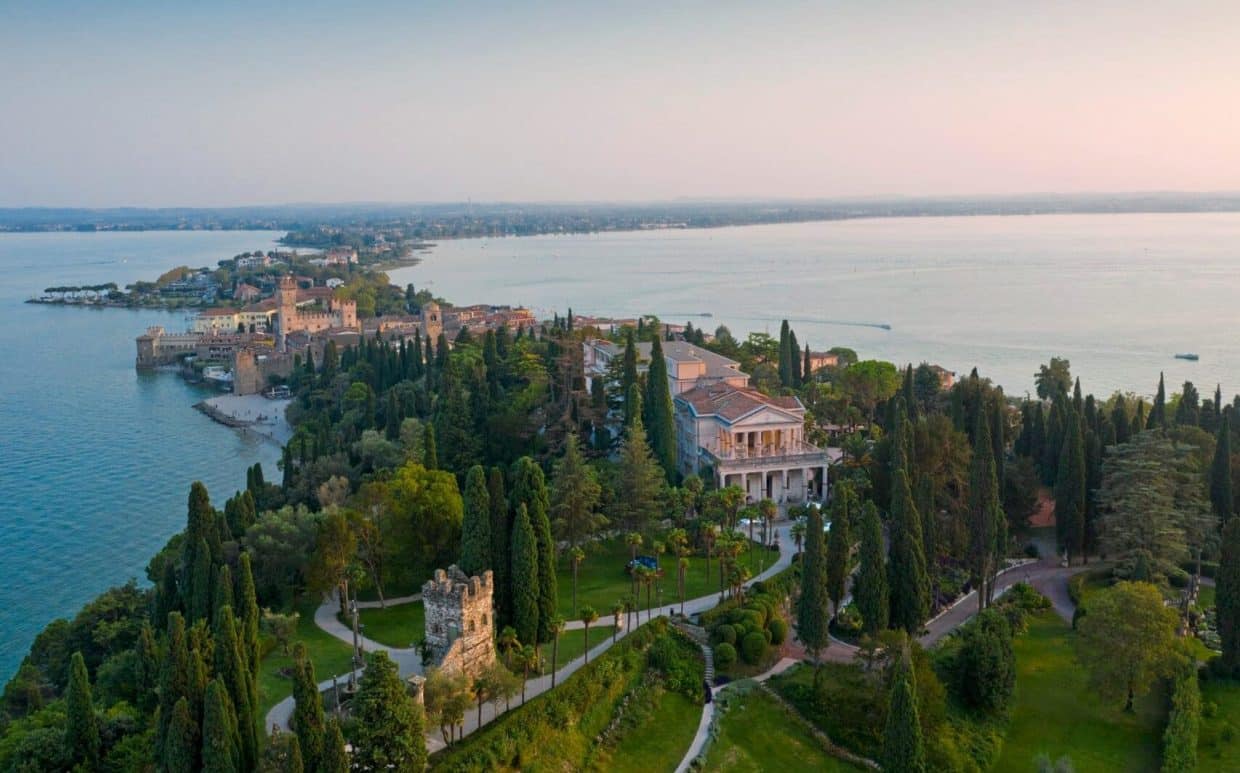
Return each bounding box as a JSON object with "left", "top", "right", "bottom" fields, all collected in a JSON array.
[
  {"left": 676, "top": 382, "right": 803, "bottom": 422},
  {"left": 588, "top": 338, "right": 743, "bottom": 379}
]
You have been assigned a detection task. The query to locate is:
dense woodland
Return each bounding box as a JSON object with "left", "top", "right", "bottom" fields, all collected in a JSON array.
[{"left": 3, "top": 301, "right": 1239, "bottom": 771}]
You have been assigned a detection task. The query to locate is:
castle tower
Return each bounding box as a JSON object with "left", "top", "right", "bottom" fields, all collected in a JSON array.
[
  {"left": 275, "top": 275, "right": 298, "bottom": 351},
  {"left": 421, "top": 565, "right": 496, "bottom": 679},
  {"left": 421, "top": 301, "right": 443, "bottom": 343}
]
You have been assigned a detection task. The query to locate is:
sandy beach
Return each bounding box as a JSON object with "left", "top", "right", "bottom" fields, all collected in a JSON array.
[{"left": 196, "top": 394, "right": 293, "bottom": 446}]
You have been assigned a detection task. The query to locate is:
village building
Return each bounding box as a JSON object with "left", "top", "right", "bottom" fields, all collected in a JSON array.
[
  {"left": 233, "top": 282, "right": 262, "bottom": 302},
  {"left": 804, "top": 350, "right": 840, "bottom": 376},
  {"left": 421, "top": 566, "right": 496, "bottom": 680},
  {"left": 274, "top": 275, "right": 359, "bottom": 350}
]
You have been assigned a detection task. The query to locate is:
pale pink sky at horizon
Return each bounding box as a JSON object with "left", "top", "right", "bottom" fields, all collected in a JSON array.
[{"left": 1, "top": 0, "right": 1238, "bottom": 207}]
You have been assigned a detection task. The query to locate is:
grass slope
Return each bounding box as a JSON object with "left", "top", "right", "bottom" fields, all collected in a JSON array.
[
  {"left": 257, "top": 598, "right": 355, "bottom": 722},
  {"left": 1199, "top": 677, "right": 1240, "bottom": 769},
  {"left": 352, "top": 601, "right": 425, "bottom": 649},
  {"left": 994, "top": 610, "right": 1166, "bottom": 773},
  {"left": 703, "top": 688, "right": 863, "bottom": 772},
  {"left": 596, "top": 690, "right": 701, "bottom": 773}
]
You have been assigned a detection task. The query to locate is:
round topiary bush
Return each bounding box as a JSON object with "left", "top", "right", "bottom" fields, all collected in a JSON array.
[
  {"left": 714, "top": 623, "right": 737, "bottom": 645},
  {"left": 715, "top": 642, "right": 737, "bottom": 669},
  {"left": 740, "top": 630, "right": 767, "bottom": 665},
  {"left": 768, "top": 618, "right": 788, "bottom": 645}
]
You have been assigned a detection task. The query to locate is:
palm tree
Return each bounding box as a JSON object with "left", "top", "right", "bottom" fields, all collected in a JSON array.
[
  {"left": 517, "top": 645, "right": 537, "bottom": 704},
  {"left": 569, "top": 546, "right": 585, "bottom": 616},
  {"left": 641, "top": 568, "right": 656, "bottom": 622},
  {"left": 791, "top": 520, "right": 806, "bottom": 556},
  {"left": 498, "top": 625, "right": 520, "bottom": 670},
  {"left": 677, "top": 556, "right": 690, "bottom": 615},
  {"left": 653, "top": 540, "right": 666, "bottom": 575},
  {"left": 725, "top": 539, "right": 745, "bottom": 598},
  {"left": 580, "top": 605, "right": 598, "bottom": 663},
  {"left": 623, "top": 594, "right": 637, "bottom": 633},
  {"left": 548, "top": 617, "right": 565, "bottom": 687},
  {"left": 702, "top": 525, "right": 716, "bottom": 581},
  {"left": 626, "top": 532, "right": 643, "bottom": 601},
  {"left": 759, "top": 498, "right": 777, "bottom": 549},
  {"left": 610, "top": 602, "right": 623, "bottom": 642}
]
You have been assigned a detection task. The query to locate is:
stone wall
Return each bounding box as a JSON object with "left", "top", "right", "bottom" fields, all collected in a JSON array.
[{"left": 421, "top": 566, "right": 496, "bottom": 680}]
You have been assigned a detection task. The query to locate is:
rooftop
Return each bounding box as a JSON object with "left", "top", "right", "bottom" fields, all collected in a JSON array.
[
  {"left": 675, "top": 382, "right": 803, "bottom": 422},
  {"left": 588, "top": 338, "right": 743, "bottom": 380}
]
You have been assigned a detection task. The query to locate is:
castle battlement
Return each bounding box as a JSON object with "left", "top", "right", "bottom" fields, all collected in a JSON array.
[
  {"left": 423, "top": 566, "right": 493, "bottom": 605},
  {"left": 421, "top": 565, "right": 496, "bottom": 680}
]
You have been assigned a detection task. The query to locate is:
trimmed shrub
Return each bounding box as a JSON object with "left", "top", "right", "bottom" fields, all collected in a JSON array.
[
  {"left": 713, "top": 624, "right": 737, "bottom": 645},
  {"left": 714, "top": 643, "right": 736, "bottom": 669},
  {"left": 1162, "top": 666, "right": 1201, "bottom": 772},
  {"left": 740, "top": 631, "right": 767, "bottom": 665},
  {"left": 768, "top": 618, "right": 788, "bottom": 645}
]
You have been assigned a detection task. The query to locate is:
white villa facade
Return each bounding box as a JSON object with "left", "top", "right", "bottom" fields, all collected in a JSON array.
[{"left": 583, "top": 337, "right": 830, "bottom": 503}]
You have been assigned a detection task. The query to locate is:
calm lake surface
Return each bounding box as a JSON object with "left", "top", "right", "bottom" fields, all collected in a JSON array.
[
  {"left": 2, "top": 213, "right": 1239, "bottom": 681},
  {"left": 0, "top": 231, "right": 284, "bottom": 680},
  {"left": 393, "top": 212, "right": 1240, "bottom": 400}
]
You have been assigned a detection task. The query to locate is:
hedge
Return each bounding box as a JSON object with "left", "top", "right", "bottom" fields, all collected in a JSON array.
[
  {"left": 715, "top": 643, "right": 736, "bottom": 669},
  {"left": 740, "top": 631, "right": 767, "bottom": 665},
  {"left": 1161, "top": 666, "right": 1201, "bottom": 773}
]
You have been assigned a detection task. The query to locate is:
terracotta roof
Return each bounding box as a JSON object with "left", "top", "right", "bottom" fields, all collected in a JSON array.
[{"left": 676, "top": 382, "right": 803, "bottom": 422}]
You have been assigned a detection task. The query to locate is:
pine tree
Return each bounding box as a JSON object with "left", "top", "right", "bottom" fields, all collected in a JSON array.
[
  {"left": 202, "top": 679, "right": 241, "bottom": 773},
  {"left": 612, "top": 417, "right": 665, "bottom": 533},
  {"left": 350, "top": 652, "right": 426, "bottom": 772},
  {"left": 460, "top": 465, "right": 492, "bottom": 576},
  {"left": 1055, "top": 412, "right": 1087, "bottom": 562},
  {"left": 164, "top": 696, "right": 200, "bottom": 773},
  {"left": 797, "top": 505, "right": 831, "bottom": 669},
  {"left": 510, "top": 503, "right": 540, "bottom": 648},
  {"left": 968, "top": 411, "right": 1003, "bottom": 610},
  {"left": 856, "top": 502, "right": 889, "bottom": 635},
  {"left": 881, "top": 651, "right": 927, "bottom": 773},
  {"left": 550, "top": 433, "right": 604, "bottom": 549},
  {"left": 290, "top": 643, "right": 325, "bottom": 773},
  {"left": 644, "top": 336, "right": 677, "bottom": 480},
  {"left": 1212, "top": 412, "right": 1234, "bottom": 523},
  {"left": 487, "top": 467, "right": 511, "bottom": 626},
  {"left": 319, "top": 718, "right": 349, "bottom": 773},
  {"left": 825, "top": 483, "right": 854, "bottom": 613},
  {"left": 65, "top": 651, "right": 100, "bottom": 766},
  {"left": 1148, "top": 372, "right": 1167, "bottom": 429},
  {"left": 1220, "top": 518, "right": 1240, "bottom": 672},
  {"left": 888, "top": 469, "right": 931, "bottom": 634}
]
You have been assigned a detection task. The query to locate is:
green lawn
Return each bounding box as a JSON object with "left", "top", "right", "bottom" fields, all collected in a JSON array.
[
  {"left": 703, "top": 688, "right": 863, "bottom": 772},
  {"left": 550, "top": 625, "right": 617, "bottom": 668},
  {"left": 603, "top": 690, "right": 702, "bottom": 773},
  {"left": 350, "top": 601, "right": 425, "bottom": 649},
  {"left": 994, "top": 610, "right": 1166, "bottom": 773},
  {"left": 1198, "top": 585, "right": 1216, "bottom": 609},
  {"left": 557, "top": 535, "right": 776, "bottom": 620},
  {"left": 257, "top": 598, "right": 356, "bottom": 724},
  {"left": 355, "top": 574, "right": 425, "bottom": 602},
  {"left": 1199, "top": 677, "right": 1240, "bottom": 770}
]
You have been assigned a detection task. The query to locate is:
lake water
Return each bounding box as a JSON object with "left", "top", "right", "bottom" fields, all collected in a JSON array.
[
  {"left": 392, "top": 212, "right": 1240, "bottom": 400},
  {"left": 0, "top": 231, "right": 284, "bottom": 681}
]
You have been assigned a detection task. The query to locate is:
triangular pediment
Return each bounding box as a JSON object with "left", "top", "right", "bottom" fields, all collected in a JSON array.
[{"left": 726, "top": 404, "right": 803, "bottom": 427}]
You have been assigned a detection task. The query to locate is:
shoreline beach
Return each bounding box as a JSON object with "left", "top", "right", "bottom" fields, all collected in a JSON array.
[{"left": 195, "top": 394, "right": 293, "bottom": 446}]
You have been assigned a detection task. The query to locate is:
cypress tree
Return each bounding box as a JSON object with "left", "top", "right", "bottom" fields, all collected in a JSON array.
[
  {"left": 1175, "top": 381, "right": 1200, "bottom": 427},
  {"left": 856, "top": 502, "right": 889, "bottom": 635},
  {"left": 1112, "top": 392, "right": 1131, "bottom": 445},
  {"left": 290, "top": 643, "right": 325, "bottom": 773},
  {"left": 261, "top": 731, "right": 305, "bottom": 772},
  {"left": 157, "top": 612, "right": 191, "bottom": 761},
  {"left": 778, "top": 319, "right": 792, "bottom": 387},
  {"left": 1219, "top": 518, "right": 1240, "bottom": 672},
  {"left": 888, "top": 469, "right": 931, "bottom": 634},
  {"left": 622, "top": 329, "right": 638, "bottom": 425},
  {"left": 134, "top": 620, "right": 159, "bottom": 713},
  {"left": 1148, "top": 372, "right": 1167, "bottom": 429},
  {"left": 644, "top": 335, "right": 677, "bottom": 481},
  {"left": 188, "top": 537, "right": 214, "bottom": 624},
  {"left": 990, "top": 396, "right": 1006, "bottom": 497},
  {"left": 214, "top": 564, "right": 235, "bottom": 621},
  {"left": 487, "top": 467, "right": 511, "bottom": 626},
  {"left": 385, "top": 391, "right": 401, "bottom": 441},
  {"left": 797, "top": 504, "right": 830, "bottom": 669},
  {"left": 460, "top": 465, "right": 493, "bottom": 576},
  {"left": 1212, "top": 412, "right": 1234, "bottom": 523},
  {"left": 788, "top": 329, "right": 801, "bottom": 386},
  {"left": 511, "top": 503, "right": 540, "bottom": 648},
  {"left": 422, "top": 422, "right": 438, "bottom": 469},
  {"left": 1054, "top": 412, "right": 1087, "bottom": 563},
  {"left": 902, "top": 364, "right": 918, "bottom": 421},
  {"left": 825, "top": 483, "right": 854, "bottom": 613},
  {"left": 803, "top": 343, "right": 812, "bottom": 384},
  {"left": 202, "top": 679, "right": 241, "bottom": 773},
  {"left": 214, "top": 607, "right": 257, "bottom": 771},
  {"left": 968, "top": 411, "right": 1002, "bottom": 611},
  {"left": 881, "top": 651, "right": 927, "bottom": 773},
  {"left": 320, "top": 718, "right": 349, "bottom": 773},
  {"left": 165, "top": 696, "right": 200, "bottom": 773},
  {"left": 65, "top": 651, "right": 100, "bottom": 766},
  {"left": 238, "top": 552, "right": 261, "bottom": 684}
]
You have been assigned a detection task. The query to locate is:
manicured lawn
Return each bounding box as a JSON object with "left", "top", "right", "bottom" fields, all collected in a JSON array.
[
  {"left": 257, "top": 598, "right": 356, "bottom": 724},
  {"left": 994, "top": 610, "right": 1166, "bottom": 773},
  {"left": 550, "top": 625, "right": 617, "bottom": 668},
  {"left": 1199, "top": 677, "right": 1240, "bottom": 769},
  {"left": 351, "top": 601, "right": 425, "bottom": 649},
  {"left": 703, "top": 688, "right": 863, "bottom": 771},
  {"left": 557, "top": 535, "right": 776, "bottom": 620},
  {"left": 1198, "top": 584, "right": 1216, "bottom": 609},
  {"left": 355, "top": 575, "right": 424, "bottom": 602},
  {"left": 604, "top": 690, "right": 702, "bottom": 773}
]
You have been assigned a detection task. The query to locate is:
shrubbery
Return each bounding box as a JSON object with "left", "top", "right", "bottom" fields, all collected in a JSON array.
[
  {"left": 1161, "top": 665, "right": 1201, "bottom": 772},
  {"left": 702, "top": 566, "right": 794, "bottom": 672},
  {"left": 714, "top": 643, "right": 736, "bottom": 669},
  {"left": 740, "top": 631, "right": 767, "bottom": 665}
]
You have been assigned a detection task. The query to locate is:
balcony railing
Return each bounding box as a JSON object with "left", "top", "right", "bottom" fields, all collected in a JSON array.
[{"left": 702, "top": 440, "right": 830, "bottom": 469}]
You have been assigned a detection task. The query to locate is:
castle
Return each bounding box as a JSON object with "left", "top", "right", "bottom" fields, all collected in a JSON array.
[
  {"left": 421, "top": 566, "right": 496, "bottom": 680},
  {"left": 275, "top": 275, "right": 358, "bottom": 350}
]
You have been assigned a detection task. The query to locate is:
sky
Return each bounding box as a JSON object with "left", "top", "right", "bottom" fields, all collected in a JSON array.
[{"left": 2, "top": 0, "right": 1239, "bottom": 207}]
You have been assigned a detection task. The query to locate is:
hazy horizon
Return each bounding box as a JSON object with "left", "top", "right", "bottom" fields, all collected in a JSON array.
[{"left": 4, "top": 1, "right": 1239, "bottom": 207}]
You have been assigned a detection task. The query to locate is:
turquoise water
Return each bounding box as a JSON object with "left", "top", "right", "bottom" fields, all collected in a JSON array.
[
  {"left": 392, "top": 212, "right": 1240, "bottom": 399},
  {"left": 0, "top": 232, "right": 283, "bottom": 681}
]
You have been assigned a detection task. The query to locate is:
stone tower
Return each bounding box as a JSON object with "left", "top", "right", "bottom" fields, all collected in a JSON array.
[
  {"left": 421, "top": 565, "right": 495, "bottom": 680},
  {"left": 421, "top": 301, "right": 443, "bottom": 343},
  {"left": 275, "top": 275, "right": 298, "bottom": 352}
]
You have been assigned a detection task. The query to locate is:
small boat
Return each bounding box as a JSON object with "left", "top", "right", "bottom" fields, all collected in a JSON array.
[{"left": 1175, "top": 353, "right": 1199, "bottom": 361}]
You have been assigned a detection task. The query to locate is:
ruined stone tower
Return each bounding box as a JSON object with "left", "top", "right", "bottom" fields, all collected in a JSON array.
[{"left": 421, "top": 565, "right": 496, "bottom": 680}]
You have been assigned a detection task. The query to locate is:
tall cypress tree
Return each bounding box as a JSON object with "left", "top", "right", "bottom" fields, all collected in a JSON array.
[
  {"left": 157, "top": 612, "right": 191, "bottom": 761},
  {"left": 422, "top": 422, "right": 438, "bottom": 469},
  {"left": 1175, "top": 381, "right": 1201, "bottom": 427},
  {"left": 1055, "top": 412, "right": 1087, "bottom": 563},
  {"left": 902, "top": 364, "right": 918, "bottom": 421},
  {"left": 238, "top": 553, "right": 260, "bottom": 684},
  {"left": 487, "top": 467, "right": 511, "bottom": 626},
  {"left": 65, "top": 651, "right": 100, "bottom": 766},
  {"left": 164, "top": 696, "right": 200, "bottom": 773},
  {"left": 1212, "top": 412, "right": 1234, "bottom": 523},
  {"left": 213, "top": 607, "right": 257, "bottom": 771},
  {"left": 968, "top": 411, "right": 1003, "bottom": 611},
  {"left": 888, "top": 469, "right": 931, "bottom": 634},
  {"left": 1148, "top": 372, "right": 1167, "bottom": 429},
  {"left": 622, "top": 329, "right": 639, "bottom": 426},
  {"left": 778, "top": 319, "right": 793, "bottom": 387},
  {"left": 460, "top": 465, "right": 492, "bottom": 576},
  {"left": 856, "top": 502, "right": 889, "bottom": 635},
  {"left": 881, "top": 650, "right": 927, "bottom": 773},
  {"left": 320, "top": 718, "right": 349, "bottom": 773},
  {"left": 202, "top": 679, "right": 241, "bottom": 773},
  {"left": 644, "top": 335, "right": 677, "bottom": 481},
  {"left": 290, "top": 643, "right": 326, "bottom": 773},
  {"left": 788, "top": 329, "right": 801, "bottom": 386},
  {"left": 825, "top": 483, "right": 854, "bottom": 613},
  {"left": 1219, "top": 517, "right": 1240, "bottom": 672},
  {"left": 510, "top": 503, "right": 540, "bottom": 647},
  {"left": 803, "top": 343, "right": 812, "bottom": 384},
  {"left": 797, "top": 504, "right": 830, "bottom": 669}
]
